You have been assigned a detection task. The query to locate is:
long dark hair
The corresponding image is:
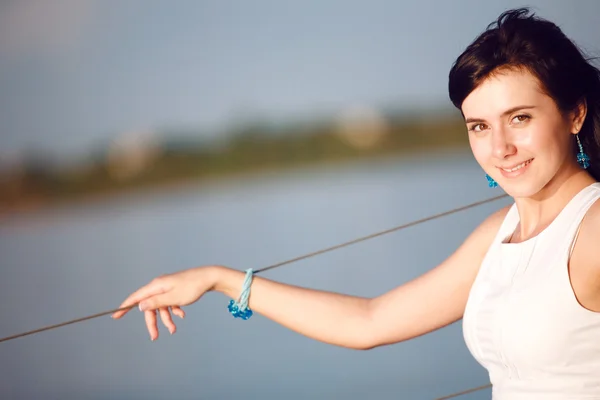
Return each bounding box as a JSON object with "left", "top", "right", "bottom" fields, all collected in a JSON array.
[{"left": 448, "top": 7, "right": 600, "bottom": 181}]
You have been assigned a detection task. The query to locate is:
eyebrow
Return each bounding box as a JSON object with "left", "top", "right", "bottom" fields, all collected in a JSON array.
[{"left": 465, "top": 105, "right": 536, "bottom": 124}]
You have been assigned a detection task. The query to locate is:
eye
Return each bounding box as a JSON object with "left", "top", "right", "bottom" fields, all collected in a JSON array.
[
  {"left": 511, "top": 114, "right": 530, "bottom": 124},
  {"left": 468, "top": 123, "right": 487, "bottom": 133}
]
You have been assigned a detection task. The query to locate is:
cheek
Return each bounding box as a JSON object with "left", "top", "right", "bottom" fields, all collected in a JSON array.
[
  {"left": 468, "top": 136, "right": 490, "bottom": 164},
  {"left": 524, "top": 125, "right": 567, "bottom": 157}
]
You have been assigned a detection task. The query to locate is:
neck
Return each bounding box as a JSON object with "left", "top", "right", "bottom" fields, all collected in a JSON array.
[{"left": 510, "top": 165, "right": 596, "bottom": 243}]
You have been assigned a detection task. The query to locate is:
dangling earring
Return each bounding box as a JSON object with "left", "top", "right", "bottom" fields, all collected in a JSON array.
[
  {"left": 576, "top": 133, "right": 590, "bottom": 169},
  {"left": 486, "top": 174, "right": 498, "bottom": 188}
]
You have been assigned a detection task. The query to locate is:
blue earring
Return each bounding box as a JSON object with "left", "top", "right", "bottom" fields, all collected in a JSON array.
[
  {"left": 576, "top": 133, "right": 590, "bottom": 169},
  {"left": 486, "top": 174, "right": 498, "bottom": 188}
]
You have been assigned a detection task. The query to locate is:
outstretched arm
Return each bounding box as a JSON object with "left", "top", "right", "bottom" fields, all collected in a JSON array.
[{"left": 113, "top": 206, "right": 509, "bottom": 349}]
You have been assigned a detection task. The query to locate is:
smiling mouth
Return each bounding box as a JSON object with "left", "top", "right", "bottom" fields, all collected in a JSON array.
[{"left": 499, "top": 159, "right": 533, "bottom": 173}]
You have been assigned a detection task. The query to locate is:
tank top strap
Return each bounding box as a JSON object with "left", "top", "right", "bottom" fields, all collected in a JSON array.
[
  {"left": 546, "top": 182, "right": 600, "bottom": 259},
  {"left": 494, "top": 201, "right": 520, "bottom": 244}
]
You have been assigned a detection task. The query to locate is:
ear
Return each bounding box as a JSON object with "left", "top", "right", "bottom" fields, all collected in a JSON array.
[{"left": 570, "top": 98, "right": 587, "bottom": 134}]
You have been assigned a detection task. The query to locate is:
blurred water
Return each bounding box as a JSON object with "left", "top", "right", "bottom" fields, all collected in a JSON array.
[{"left": 0, "top": 149, "right": 511, "bottom": 399}]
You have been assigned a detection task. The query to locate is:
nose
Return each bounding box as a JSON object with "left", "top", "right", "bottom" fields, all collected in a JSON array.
[{"left": 491, "top": 127, "right": 516, "bottom": 160}]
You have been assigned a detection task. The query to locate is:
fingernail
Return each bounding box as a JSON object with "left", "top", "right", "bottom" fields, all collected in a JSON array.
[{"left": 139, "top": 303, "right": 145, "bottom": 312}]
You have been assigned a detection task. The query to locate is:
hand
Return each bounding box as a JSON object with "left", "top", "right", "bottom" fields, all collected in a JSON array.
[{"left": 112, "top": 266, "right": 220, "bottom": 340}]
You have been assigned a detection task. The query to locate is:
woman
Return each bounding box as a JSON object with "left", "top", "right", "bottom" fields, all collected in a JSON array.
[{"left": 113, "top": 8, "right": 600, "bottom": 398}]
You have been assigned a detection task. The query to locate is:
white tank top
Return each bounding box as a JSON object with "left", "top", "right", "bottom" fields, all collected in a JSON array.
[{"left": 463, "top": 182, "right": 600, "bottom": 399}]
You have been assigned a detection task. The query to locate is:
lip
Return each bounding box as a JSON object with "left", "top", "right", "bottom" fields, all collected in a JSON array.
[{"left": 497, "top": 158, "right": 534, "bottom": 178}]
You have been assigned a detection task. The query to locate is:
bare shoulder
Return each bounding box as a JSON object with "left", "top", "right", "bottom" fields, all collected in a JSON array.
[
  {"left": 584, "top": 191, "right": 600, "bottom": 226},
  {"left": 575, "top": 195, "right": 600, "bottom": 257},
  {"left": 366, "top": 203, "right": 511, "bottom": 346},
  {"left": 417, "top": 202, "right": 511, "bottom": 289},
  {"left": 569, "top": 194, "right": 600, "bottom": 312},
  {"left": 455, "top": 203, "right": 511, "bottom": 260},
  {"left": 424, "top": 201, "right": 511, "bottom": 282},
  {"left": 476, "top": 203, "right": 512, "bottom": 236}
]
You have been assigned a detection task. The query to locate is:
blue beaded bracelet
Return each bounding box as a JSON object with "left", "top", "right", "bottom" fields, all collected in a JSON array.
[{"left": 227, "top": 268, "right": 254, "bottom": 320}]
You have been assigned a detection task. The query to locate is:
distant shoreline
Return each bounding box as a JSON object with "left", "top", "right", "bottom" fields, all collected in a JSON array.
[
  {"left": 0, "top": 145, "right": 470, "bottom": 221},
  {"left": 0, "top": 113, "right": 469, "bottom": 219}
]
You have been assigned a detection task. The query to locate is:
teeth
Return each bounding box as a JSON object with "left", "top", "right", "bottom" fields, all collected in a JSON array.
[{"left": 502, "top": 159, "right": 532, "bottom": 172}]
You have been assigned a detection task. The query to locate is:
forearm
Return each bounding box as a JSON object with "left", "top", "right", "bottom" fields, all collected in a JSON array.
[{"left": 212, "top": 266, "right": 375, "bottom": 350}]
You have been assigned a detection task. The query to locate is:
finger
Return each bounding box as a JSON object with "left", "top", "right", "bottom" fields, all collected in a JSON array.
[
  {"left": 111, "top": 301, "right": 139, "bottom": 319},
  {"left": 171, "top": 306, "right": 185, "bottom": 319},
  {"left": 145, "top": 309, "right": 158, "bottom": 341},
  {"left": 112, "top": 279, "right": 169, "bottom": 319},
  {"left": 138, "top": 292, "right": 175, "bottom": 312},
  {"left": 159, "top": 308, "right": 176, "bottom": 334}
]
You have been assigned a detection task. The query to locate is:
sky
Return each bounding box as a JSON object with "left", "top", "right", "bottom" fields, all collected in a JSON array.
[{"left": 0, "top": 0, "right": 599, "bottom": 162}]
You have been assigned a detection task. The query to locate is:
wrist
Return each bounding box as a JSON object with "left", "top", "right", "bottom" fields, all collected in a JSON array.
[
  {"left": 209, "top": 265, "right": 255, "bottom": 320},
  {"left": 207, "top": 265, "right": 233, "bottom": 295}
]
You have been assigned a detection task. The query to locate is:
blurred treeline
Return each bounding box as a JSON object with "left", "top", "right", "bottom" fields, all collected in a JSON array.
[{"left": 0, "top": 109, "right": 467, "bottom": 214}]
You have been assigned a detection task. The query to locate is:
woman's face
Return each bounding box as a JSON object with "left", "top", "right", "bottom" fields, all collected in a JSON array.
[{"left": 461, "top": 68, "right": 583, "bottom": 198}]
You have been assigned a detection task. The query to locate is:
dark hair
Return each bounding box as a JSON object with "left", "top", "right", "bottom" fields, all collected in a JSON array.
[{"left": 448, "top": 7, "right": 600, "bottom": 181}]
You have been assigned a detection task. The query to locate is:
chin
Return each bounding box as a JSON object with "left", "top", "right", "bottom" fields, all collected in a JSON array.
[{"left": 498, "top": 178, "right": 549, "bottom": 199}]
